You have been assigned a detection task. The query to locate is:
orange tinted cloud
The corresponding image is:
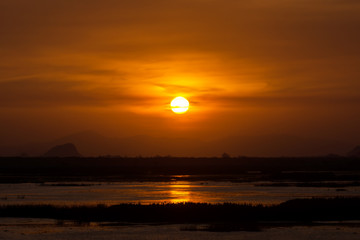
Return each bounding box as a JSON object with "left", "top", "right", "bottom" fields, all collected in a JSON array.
[{"left": 1, "top": 0, "right": 360, "bottom": 148}]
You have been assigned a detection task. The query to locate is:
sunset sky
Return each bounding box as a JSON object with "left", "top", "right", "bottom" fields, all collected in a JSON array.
[{"left": 1, "top": 0, "right": 360, "bottom": 155}]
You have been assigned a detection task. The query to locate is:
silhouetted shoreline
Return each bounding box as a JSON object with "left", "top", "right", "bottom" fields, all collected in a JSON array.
[
  {"left": 1, "top": 156, "right": 360, "bottom": 183},
  {"left": 255, "top": 181, "right": 360, "bottom": 188},
  {"left": 1, "top": 197, "right": 360, "bottom": 228}
]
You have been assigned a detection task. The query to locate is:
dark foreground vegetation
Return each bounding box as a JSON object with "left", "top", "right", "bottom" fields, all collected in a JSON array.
[
  {"left": 1, "top": 197, "right": 360, "bottom": 226},
  {"left": 255, "top": 181, "right": 360, "bottom": 188},
  {"left": 1, "top": 156, "right": 360, "bottom": 183}
]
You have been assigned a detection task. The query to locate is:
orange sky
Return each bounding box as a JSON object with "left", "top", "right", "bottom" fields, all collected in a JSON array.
[{"left": 1, "top": 0, "right": 360, "bottom": 155}]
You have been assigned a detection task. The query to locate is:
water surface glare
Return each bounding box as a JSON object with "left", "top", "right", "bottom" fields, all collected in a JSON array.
[{"left": 1, "top": 181, "right": 360, "bottom": 205}]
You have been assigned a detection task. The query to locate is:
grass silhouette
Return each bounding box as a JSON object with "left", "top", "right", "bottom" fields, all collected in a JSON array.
[{"left": 1, "top": 197, "right": 360, "bottom": 224}]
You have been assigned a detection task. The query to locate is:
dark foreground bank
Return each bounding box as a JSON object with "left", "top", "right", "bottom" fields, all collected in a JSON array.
[
  {"left": 1, "top": 197, "right": 360, "bottom": 225},
  {"left": 1, "top": 156, "right": 360, "bottom": 183}
]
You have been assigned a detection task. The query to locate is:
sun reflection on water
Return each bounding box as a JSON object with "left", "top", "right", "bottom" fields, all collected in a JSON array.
[{"left": 169, "top": 181, "right": 192, "bottom": 203}]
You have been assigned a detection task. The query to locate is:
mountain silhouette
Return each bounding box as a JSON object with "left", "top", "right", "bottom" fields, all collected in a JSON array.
[
  {"left": 39, "top": 132, "right": 350, "bottom": 157},
  {"left": 44, "top": 143, "right": 81, "bottom": 157},
  {"left": 0, "top": 130, "right": 353, "bottom": 157}
]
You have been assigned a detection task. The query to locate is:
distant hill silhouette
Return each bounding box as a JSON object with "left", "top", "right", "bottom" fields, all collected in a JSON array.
[
  {"left": 0, "top": 130, "right": 353, "bottom": 157},
  {"left": 348, "top": 146, "right": 360, "bottom": 157},
  {"left": 44, "top": 132, "right": 350, "bottom": 157},
  {"left": 44, "top": 143, "right": 81, "bottom": 157}
]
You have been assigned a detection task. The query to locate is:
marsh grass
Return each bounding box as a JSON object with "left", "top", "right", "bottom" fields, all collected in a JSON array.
[{"left": 1, "top": 197, "right": 360, "bottom": 224}]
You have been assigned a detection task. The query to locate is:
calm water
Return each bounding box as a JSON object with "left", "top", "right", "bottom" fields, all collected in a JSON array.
[
  {"left": 1, "top": 218, "right": 360, "bottom": 240},
  {"left": 1, "top": 179, "right": 360, "bottom": 205}
]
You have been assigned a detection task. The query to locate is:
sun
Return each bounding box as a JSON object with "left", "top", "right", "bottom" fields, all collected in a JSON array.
[{"left": 171, "top": 96, "right": 189, "bottom": 114}]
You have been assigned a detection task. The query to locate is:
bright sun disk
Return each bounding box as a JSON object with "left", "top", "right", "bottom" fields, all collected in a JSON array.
[{"left": 171, "top": 96, "right": 189, "bottom": 114}]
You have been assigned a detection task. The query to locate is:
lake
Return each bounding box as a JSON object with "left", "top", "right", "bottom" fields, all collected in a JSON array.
[
  {"left": 1, "top": 218, "right": 360, "bottom": 240},
  {"left": 1, "top": 177, "right": 360, "bottom": 205}
]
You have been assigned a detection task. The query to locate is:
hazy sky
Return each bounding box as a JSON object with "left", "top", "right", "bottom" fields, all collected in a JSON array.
[{"left": 1, "top": 0, "right": 360, "bottom": 147}]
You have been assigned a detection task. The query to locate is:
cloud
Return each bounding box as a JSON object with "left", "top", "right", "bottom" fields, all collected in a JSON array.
[
  {"left": 1, "top": 0, "right": 360, "bottom": 146},
  {"left": 0, "top": 78, "right": 162, "bottom": 108}
]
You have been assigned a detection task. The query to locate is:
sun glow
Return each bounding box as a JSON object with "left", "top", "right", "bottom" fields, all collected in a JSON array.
[{"left": 171, "top": 96, "right": 189, "bottom": 114}]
